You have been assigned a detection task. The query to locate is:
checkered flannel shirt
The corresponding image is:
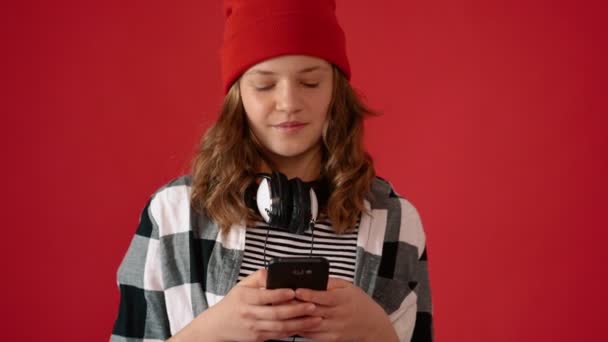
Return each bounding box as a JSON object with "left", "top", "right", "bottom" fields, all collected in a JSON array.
[{"left": 111, "top": 176, "right": 433, "bottom": 341}]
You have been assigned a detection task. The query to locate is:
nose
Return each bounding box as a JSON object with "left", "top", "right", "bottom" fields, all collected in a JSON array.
[{"left": 275, "top": 80, "right": 302, "bottom": 114}]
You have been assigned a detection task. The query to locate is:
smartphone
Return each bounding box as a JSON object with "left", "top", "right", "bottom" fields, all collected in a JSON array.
[{"left": 266, "top": 257, "right": 329, "bottom": 290}]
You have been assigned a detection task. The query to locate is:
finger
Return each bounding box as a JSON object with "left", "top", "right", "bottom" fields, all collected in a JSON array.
[
  {"left": 241, "top": 287, "right": 295, "bottom": 305},
  {"left": 237, "top": 269, "right": 268, "bottom": 288},
  {"left": 294, "top": 288, "right": 338, "bottom": 306},
  {"left": 307, "top": 304, "right": 337, "bottom": 319},
  {"left": 297, "top": 317, "right": 333, "bottom": 334},
  {"left": 246, "top": 301, "right": 316, "bottom": 320},
  {"left": 253, "top": 316, "right": 323, "bottom": 333}
]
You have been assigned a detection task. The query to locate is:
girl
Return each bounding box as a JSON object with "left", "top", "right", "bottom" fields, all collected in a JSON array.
[{"left": 111, "top": 1, "right": 433, "bottom": 341}]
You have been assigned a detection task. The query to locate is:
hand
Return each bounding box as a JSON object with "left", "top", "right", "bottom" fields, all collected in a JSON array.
[
  {"left": 293, "top": 278, "right": 399, "bottom": 342},
  {"left": 170, "top": 269, "right": 322, "bottom": 342}
]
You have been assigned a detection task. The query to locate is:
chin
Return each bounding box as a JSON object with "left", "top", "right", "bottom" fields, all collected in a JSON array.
[
  {"left": 269, "top": 144, "right": 317, "bottom": 158},
  {"left": 270, "top": 149, "right": 308, "bottom": 158},
  {"left": 264, "top": 139, "right": 323, "bottom": 160}
]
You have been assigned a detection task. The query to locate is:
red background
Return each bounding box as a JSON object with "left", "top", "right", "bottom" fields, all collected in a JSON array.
[{"left": 3, "top": 0, "right": 607, "bottom": 341}]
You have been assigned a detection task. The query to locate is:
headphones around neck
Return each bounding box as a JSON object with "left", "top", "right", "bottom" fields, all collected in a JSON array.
[{"left": 249, "top": 171, "right": 328, "bottom": 235}]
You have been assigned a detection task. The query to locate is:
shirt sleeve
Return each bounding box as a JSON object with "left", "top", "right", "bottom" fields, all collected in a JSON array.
[
  {"left": 111, "top": 199, "right": 171, "bottom": 341},
  {"left": 410, "top": 247, "right": 433, "bottom": 341},
  {"left": 388, "top": 199, "right": 434, "bottom": 342}
]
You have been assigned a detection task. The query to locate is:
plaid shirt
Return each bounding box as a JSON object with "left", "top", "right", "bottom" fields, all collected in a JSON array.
[{"left": 111, "top": 176, "right": 433, "bottom": 341}]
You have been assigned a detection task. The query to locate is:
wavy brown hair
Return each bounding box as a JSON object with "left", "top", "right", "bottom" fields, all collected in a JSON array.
[{"left": 190, "top": 66, "right": 376, "bottom": 233}]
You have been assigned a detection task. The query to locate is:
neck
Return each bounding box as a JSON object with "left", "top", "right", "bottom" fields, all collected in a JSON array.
[{"left": 259, "top": 145, "right": 323, "bottom": 182}]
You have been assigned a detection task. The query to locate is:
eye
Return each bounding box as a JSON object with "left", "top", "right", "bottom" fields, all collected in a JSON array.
[
  {"left": 254, "top": 84, "right": 275, "bottom": 91},
  {"left": 301, "top": 82, "right": 319, "bottom": 88}
]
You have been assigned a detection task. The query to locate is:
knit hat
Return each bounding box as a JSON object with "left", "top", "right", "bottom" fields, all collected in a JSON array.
[{"left": 220, "top": 0, "right": 351, "bottom": 93}]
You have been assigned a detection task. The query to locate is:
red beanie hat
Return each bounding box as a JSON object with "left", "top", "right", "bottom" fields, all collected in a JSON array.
[{"left": 220, "top": 0, "right": 351, "bottom": 93}]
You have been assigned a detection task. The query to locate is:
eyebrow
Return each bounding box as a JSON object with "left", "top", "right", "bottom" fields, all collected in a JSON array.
[{"left": 245, "top": 65, "right": 327, "bottom": 76}]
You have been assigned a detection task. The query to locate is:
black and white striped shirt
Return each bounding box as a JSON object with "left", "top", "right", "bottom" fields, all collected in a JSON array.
[{"left": 238, "top": 214, "right": 359, "bottom": 283}]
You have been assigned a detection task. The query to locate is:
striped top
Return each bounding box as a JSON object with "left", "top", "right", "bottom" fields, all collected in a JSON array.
[{"left": 238, "top": 214, "right": 359, "bottom": 283}]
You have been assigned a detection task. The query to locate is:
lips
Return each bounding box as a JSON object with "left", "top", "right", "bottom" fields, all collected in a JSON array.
[
  {"left": 272, "top": 121, "right": 308, "bottom": 132},
  {"left": 274, "top": 121, "right": 306, "bottom": 128}
]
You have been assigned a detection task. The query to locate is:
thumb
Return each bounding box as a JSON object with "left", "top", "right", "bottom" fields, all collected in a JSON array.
[{"left": 237, "top": 268, "right": 268, "bottom": 289}]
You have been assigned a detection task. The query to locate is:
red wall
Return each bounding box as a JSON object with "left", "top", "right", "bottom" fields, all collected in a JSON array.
[{"left": 4, "top": 0, "right": 606, "bottom": 340}]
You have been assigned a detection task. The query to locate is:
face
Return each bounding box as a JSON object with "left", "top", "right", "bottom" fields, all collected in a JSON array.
[{"left": 239, "top": 55, "right": 333, "bottom": 165}]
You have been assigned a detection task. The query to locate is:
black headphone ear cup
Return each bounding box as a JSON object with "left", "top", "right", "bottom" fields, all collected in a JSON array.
[
  {"left": 270, "top": 171, "right": 292, "bottom": 228},
  {"left": 290, "top": 178, "right": 311, "bottom": 234},
  {"left": 287, "top": 179, "right": 311, "bottom": 235}
]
